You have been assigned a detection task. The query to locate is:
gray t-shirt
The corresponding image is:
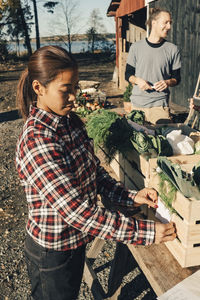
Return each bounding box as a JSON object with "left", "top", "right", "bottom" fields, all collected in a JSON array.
[{"left": 126, "top": 39, "right": 181, "bottom": 107}]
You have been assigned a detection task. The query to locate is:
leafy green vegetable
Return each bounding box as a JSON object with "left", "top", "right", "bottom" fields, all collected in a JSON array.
[
  {"left": 85, "top": 109, "right": 133, "bottom": 163},
  {"left": 158, "top": 171, "right": 177, "bottom": 212},
  {"left": 75, "top": 106, "right": 91, "bottom": 117},
  {"left": 86, "top": 109, "right": 119, "bottom": 151},
  {"left": 123, "top": 83, "right": 133, "bottom": 102},
  {"left": 127, "top": 110, "right": 145, "bottom": 125},
  {"left": 157, "top": 157, "right": 200, "bottom": 200},
  {"left": 104, "top": 117, "right": 133, "bottom": 162},
  {"left": 130, "top": 131, "right": 153, "bottom": 154},
  {"left": 194, "top": 140, "right": 200, "bottom": 154},
  {"left": 130, "top": 130, "right": 173, "bottom": 160}
]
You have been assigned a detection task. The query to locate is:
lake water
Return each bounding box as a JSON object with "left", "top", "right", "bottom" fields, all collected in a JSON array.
[{"left": 9, "top": 40, "right": 115, "bottom": 54}]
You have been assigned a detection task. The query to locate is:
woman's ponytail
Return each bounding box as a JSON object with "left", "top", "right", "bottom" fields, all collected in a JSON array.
[{"left": 16, "top": 68, "right": 36, "bottom": 120}]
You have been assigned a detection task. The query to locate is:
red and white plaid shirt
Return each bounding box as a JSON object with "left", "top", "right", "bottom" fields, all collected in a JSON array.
[{"left": 15, "top": 106, "right": 155, "bottom": 250}]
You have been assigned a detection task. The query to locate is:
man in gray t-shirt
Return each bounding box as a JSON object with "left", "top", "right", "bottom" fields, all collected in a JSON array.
[{"left": 125, "top": 8, "right": 181, "bottom": 124}]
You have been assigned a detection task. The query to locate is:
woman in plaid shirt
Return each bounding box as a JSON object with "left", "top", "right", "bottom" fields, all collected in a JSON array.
[{"left": 15, "top": 46, "right": 176, "bottom": 300}]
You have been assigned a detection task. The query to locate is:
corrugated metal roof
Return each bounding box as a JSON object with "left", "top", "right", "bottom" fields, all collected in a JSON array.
[{"left": 107, "top": 0, "right": 145, "bottom": 17}]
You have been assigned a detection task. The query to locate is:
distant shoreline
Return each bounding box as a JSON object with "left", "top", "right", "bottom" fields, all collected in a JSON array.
[
  {"left": 12, "top": 33, "right": 115, "bottom": 44},
  {"left": 9, "top": 37, "right": 116, "bottom": 54}
]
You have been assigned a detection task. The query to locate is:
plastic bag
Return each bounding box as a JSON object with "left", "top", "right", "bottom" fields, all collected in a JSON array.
[{"left": 166, "top": 130, "right": 194, "bottom": 155}]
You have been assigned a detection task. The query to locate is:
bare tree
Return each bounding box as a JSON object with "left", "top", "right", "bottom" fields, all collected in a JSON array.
[
  {"left": 55, "top": 0, "right": 81, "bottom": 53},
  {"left": 86, "top": 9, "right": 106, "bottom": 53}
]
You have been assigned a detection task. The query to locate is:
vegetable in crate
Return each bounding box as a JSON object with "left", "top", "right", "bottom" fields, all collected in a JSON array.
[
  {"left": 86, "top": 110, "right": 133, "bottom": 162},
  {"left": 194, "top": 140, "right": 200, "bottom": 154},
  {"left": 105, "top": 117, "right": 133, "bottom": 162},
  {"left": 75, "top": 106, "right": 90, "bottom": 117},
  {"left": 86, "top": 110, "right": 120, "bottom": 151},
  {"left": 130, "top": 131, "right": 153, "bottom": 154},
  {"left": 123, "top": 83, "right": 133, "bottom": 102},
  {"left": 157, "top": 157, "right": 200, "bottom": 200},
  {"left": 149, "top": 135, "right": 173, "bottom": 157},
  {"left": 127, "top": 110, "right": 145, "bottom": 125},
  {"left": 130, "top": 130, "right": 173, "bottom": 160}
]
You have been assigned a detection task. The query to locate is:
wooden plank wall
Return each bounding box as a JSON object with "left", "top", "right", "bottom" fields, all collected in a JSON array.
[
  {"left": 119, "top": 23, "right": 146, "bottom": 90},
  {"left": 150, "top": 0, "right": 200, "bottom": 108}
]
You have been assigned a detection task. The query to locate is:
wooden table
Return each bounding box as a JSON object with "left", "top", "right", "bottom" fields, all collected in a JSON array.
[
  {"left": 83, "top": 149, "right": 200, "bottom": 299},
  {"left": 127, "top": 242, "right": 200, "bottom": 297},
  {"left": 83, "top": 237, "right": 200, "bottom": 299}
]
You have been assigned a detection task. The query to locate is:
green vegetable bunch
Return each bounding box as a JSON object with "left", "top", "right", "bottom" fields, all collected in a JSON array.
[
  {"left": 123, "top": 83, "right": 133, "bottom": 102},
  {"left": 86, "top": 109, "right": 120, "bottom": 151},
  {"left": 86, "top": 109, "right": 133, "bottom": 162},
  {"left": 194, "top": 140, "right": 200, "bottom": 154},
  {"left": 127, "top": 110, "right": 145, "bottom": 125},
  {"left": 76, "top": 106, "right": 90, "bottom": 117},
  {"left": 130, "top": 131, "right": 173, "bottom": 160}
]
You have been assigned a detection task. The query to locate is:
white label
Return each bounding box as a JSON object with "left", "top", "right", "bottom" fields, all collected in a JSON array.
[{"left": 155, "top": 197, "right": 171, "bottom": 224}]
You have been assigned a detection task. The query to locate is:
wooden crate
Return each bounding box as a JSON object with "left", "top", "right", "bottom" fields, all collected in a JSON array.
[
  {"left": 146, "top": 195, "right": 200, "bottom": 267},
  {"left": 110, "top": 150, "right": 147, "bottom": 190},
  {"left": 131, "top": 128, "right": 200, "bottom": 267},
  {"left": 147, "top": 171, "right": 200, "bottom": 267},
  {"left": 167, "top": 194, "right": 200, "bottom": 268},
  {"left": 165, "top": 238, "right": 200, "bottom": 268},
  {"left": 109, "top": 150, "right": 148, "bottom": 215},
  {"left": 110, "top": 123, "right": 199, "bottom": 183},
  {"left": 170, "top": 213, "right": 200, "bottom": 247},
  {"left": 109, "top": 123, "right": 200, "bottom": 266}
]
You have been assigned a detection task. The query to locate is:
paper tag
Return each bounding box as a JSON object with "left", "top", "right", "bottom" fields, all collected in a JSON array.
[{"left": 155, "top": 197, "right": 171, "bottom": 224}]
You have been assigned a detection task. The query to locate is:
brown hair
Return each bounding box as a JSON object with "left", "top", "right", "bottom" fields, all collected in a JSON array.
[
  {"left": 146, "top": 8, "right": 171, "bottom": 32},
  {"left": 16, "top": 45, "right": 78, "bottom": 119}
]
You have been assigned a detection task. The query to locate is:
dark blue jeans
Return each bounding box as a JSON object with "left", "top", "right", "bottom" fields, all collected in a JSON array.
[{"left": 24, "top": 234, "right": 86, "bottom": 300}]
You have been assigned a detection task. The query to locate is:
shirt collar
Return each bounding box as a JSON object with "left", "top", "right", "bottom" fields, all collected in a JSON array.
[
  {"left": 29, "top": 105, "right": 69, "bottom": 131},
  {"left": 145, "top": 38, "right": 166, "bottom": 48}
]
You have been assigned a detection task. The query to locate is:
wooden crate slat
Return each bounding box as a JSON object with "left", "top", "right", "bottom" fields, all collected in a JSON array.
[
  {"left": 172, "top": 191, "right": 200, "bottom": 223},
  {"left": 165, "top": 238, "right": 200, "bottom": 268},
  {"left": 171, "top": 213, "right": 200, "bottom": 247}
]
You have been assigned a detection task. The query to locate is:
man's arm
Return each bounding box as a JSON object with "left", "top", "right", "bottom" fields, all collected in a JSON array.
[
  {"left": 125, "top": 63, "right": 153, "bottom": 91},
  {"left": 154, "top": 68, "right": 181, "bottom": 91}
]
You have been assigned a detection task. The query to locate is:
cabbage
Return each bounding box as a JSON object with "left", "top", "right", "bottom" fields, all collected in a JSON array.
[{"left": 194, "top": 140, "right": 200, "bottom": 154}]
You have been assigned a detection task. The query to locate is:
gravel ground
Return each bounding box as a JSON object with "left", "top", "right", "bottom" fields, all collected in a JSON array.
[{"left": 0, "top": 55, "right": 157, "bottom": 300}]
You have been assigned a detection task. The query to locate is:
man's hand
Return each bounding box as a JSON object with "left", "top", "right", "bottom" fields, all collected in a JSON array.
[
  {"left": 129, "top": 76, "right": 153, "bottom": 91},
  {"left": 190, "top": 98, "right": 200, "bottom": 111},
  {"left": 154, "top": 80, "right": 168, "bottom": 92},
  {"left": 136, "top": 77, "right": 153, "bottom": 91},
  {"left": 154, "top": 78, "right": 177, "bottom": 91},
  {"left": 155, "top": 222, "right": 176, "bottom": 244},
  {"left": 134, "top": 188, "right": 158, "bottom": 208}
]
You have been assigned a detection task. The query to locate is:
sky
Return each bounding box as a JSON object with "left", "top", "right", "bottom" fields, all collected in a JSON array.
[{"left": 32, "top": 0, "right": 115, "bottom": 38}]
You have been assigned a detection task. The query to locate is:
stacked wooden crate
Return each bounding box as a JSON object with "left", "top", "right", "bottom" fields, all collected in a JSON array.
[
  {"left": 109, "top": 124, "right": 200, "bottom": 267},
  {"left": 147, "top": 154, "right": 200, "bottom": 268}
]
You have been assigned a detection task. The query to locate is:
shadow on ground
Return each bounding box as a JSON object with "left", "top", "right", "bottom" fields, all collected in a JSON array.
[{"left": 0, "top": 109, "right": 21, "bottom": 123}]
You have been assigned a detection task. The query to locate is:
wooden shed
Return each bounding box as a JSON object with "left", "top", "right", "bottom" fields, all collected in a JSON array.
[{"left": 107, "top": 0, "right": 200, "bottom": 108}]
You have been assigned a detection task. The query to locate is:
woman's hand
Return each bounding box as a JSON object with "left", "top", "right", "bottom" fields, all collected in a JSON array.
[
  {"left": 155, "top": 222, "right": 176, "bottom": 244},
  {"left": 134, "top": 188, "right": 158, "bottom": 208}
]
